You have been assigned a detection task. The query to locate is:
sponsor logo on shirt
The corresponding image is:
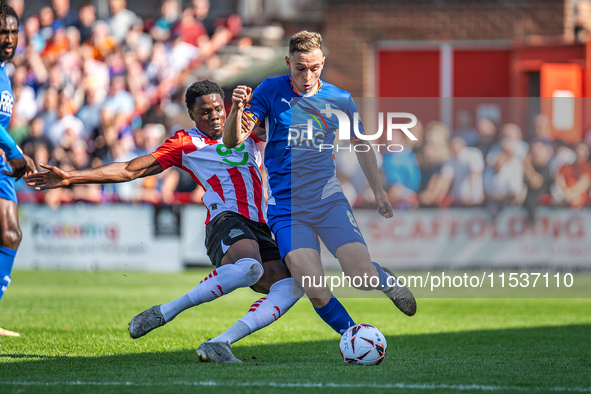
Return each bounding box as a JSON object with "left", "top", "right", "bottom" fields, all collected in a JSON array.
[{"left": 0, "top": 90, "right": 13, "bottom": 117}]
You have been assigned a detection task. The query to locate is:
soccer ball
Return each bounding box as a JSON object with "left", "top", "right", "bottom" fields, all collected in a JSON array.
[{"left": 339, "top": 324, "right": 387, "bottom": 365}]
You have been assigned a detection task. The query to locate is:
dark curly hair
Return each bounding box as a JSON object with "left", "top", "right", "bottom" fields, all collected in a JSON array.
[
  {"left": 185, "top": 80, "right": 224, "bottom": 110},
  {"left": 1, "top": 5, "right": 19, "bottom": 27}
]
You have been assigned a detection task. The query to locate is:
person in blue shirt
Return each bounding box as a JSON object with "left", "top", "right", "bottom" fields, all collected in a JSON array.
[
  {"left": 0, "top": 3, "right": 36, "bottom": 337},
  {"left": 224, "top": 31, "right": 416, "bottom": 336}
]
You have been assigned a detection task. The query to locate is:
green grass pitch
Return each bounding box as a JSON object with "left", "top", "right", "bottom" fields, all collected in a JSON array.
[{"left": 1, "top": 269, "right": 590, "bottom": 394}]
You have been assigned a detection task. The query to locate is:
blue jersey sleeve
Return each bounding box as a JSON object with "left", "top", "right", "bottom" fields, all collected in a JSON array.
[
  {"left": 346, "top": 95, "right": 365, "bottom": 141},
  {"left": 0, "top": 124, "right": 23, "bottom": 160},
  {"left": 244, "top": 79, "right": 270, "bottom": 127}
]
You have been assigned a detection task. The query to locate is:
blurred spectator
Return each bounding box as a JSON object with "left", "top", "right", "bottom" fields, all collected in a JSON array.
[
  {"left": 69, "top": 139, "right": 102, "bottom": 203},
  {"left": 22, "top": 116, "right": 54, "bottom": 160},
  {"left": 169, "top": 35, "right": 200, "bottom": 74},
  {"left": 408, "top": 120, "right": 425, "bottom": 166},
  {"left": 90, "top": 20, "right": 117, "bottom": 61},
  {"left": 424, "top": 121, "right": 450, "bottom": 166},
  {"left": 575, "top": 0, "right": 591, "bottom": 43},
  {"left": 76, "top": 2, "right": 96, "bottom": 44},
  {"left": 90, "top": 109, "right": 117, "bottom": 163},
  {"left": 382, "top": 130, "right": 420, "bottom": 209},
  {"left": 8, "top": 111, "right": 29, "bottom": 146},
  {"left": 102, "top": 75, "right": 134, "bottom": 117},
  {"left": 415, "top": 121, "right": 450, "bottom": 206},
  {"left": 124, "top": 21, "right": 153, "bottom": 64},
  {"left": 8, "top": 0, "right": 24, "bottom": 20},
  {"left": 454, "top": 109, "right": 479, "bottom": 147},
  {"left": 58, "top": 27, "right": 83, "bottom": 89},
  {"left": 41, "top": 24, "right": 68, "bottom": 66},
  {"left": 12, "top": 65, "right": 37, "bottom": 122},
  {"left": 76, "top": 88, "right": 102, "bottom": 138},
  {"left": 39, "top": 86, "right": 60, "bottom": 128},
  {"left": 532, "top": 114, "right": 552, "bottom": 144},
  {"left": 81, "top": 43, "right": 110, "bottom": 96},
  {"left": 39, "top": 6, "right": 56, "bottom": 41},
  {"left": 417, "top": 143, "right": 446, "bottom": 207},
  {"left": 25, "top": 15, "right": 46, "bottom": 53},
  {"left": 174, "top": 7, "right": 209, "bottom": 48},
  {"left": 486, "top": 123, "right": 529, "bottom": 167},
  {"left": 439, "top": 136, "right": 485, "bottom": 206},
  {"left": 483, "top": 138, "right": 524, "bottom": 206},
  {"left": 46, "top": 101, "right": 84, "bottom": 147},
  {"left": 53, "top": 0, "right": 78, "bottom": 27},
  {"left": 549, "top": 140, "right": 576, "bottom": 177},
  {"left": 523, "top": 140, "right": 554, "bottom": 220},
  {"left": 554, "top": 143, "right": 591, "bottom": 209},
  {"left": 475, "top": 117, "right": 496, "bottom": 156},
  {"left": 150, "top": 0, "right": 180, "bottom": 42},
  {"left": 192, "top": 0, "right": 215, "bottom": 36},
  {"left": 108, "top": 0, "right": 141, "bottom": 44}
]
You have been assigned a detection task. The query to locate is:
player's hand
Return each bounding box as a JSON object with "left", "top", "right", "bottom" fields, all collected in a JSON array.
[
  {"left": 376, "top": 192, "right": 393, "bottom": 218},
  {"left": 24, "top": 164, "right": 71, "bottom": 190},
  {"left": 3, "top": 154, "right": 37, "bottom": 181},
  {"left": 232, "top": 85, "right": 252, "bottom": 109}
]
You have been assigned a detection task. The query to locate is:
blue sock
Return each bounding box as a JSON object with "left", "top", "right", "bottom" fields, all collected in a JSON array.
[
  {"left": 372, "top": 262, "right": 391, "bottom": 290},
  {"left": 0, "top": 245, "right": 16, "bottom": 302},
  {"left": 314, "top": 297, "right": 355, "bottom": 335}
]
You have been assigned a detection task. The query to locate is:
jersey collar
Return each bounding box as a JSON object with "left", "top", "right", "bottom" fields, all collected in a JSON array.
[
  {"left": 194, "top": 127, "right": 221, "bottom": 144},
  {"left": 288, "top": 76, "right": 322, "bottom": 97}
]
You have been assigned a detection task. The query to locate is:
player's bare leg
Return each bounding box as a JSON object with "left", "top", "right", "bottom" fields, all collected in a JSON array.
[
  {"left": 336, "top": 242, "right": 416, "bottom": 316},
  {"left": 285, "top": 248, "right": 331, "bottom": 308},
  {"left": 286, "top": 248, "right": 356, "bottom": 334},
  {"left": 0, "top": 198, "right": 22, "bottom": 337}
]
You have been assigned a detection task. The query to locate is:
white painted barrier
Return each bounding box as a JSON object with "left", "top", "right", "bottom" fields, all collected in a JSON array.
[{"left": 16, "top": 204, "right": 182, "bottom": 272}]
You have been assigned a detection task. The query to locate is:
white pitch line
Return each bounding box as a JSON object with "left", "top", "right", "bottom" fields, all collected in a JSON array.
[{"left": 1, "top": 381, "right": 591, "bottom": 392}]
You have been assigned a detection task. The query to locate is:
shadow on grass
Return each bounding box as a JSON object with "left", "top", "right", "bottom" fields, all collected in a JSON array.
[{"left": 1, "top": 324, "right": 590, "bottom": 393}]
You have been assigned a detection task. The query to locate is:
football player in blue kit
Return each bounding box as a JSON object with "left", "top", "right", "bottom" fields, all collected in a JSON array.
[
  {"left": 0, "top": 3, "right": 36, "bottom": 337},
  {"left": 223, "top": 30, "right": 416, "bottom": 336}
]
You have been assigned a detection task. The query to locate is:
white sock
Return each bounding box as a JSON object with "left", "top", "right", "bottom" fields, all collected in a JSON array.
[
  {"left": 159, "top": 258, "right": 263, "bottom": 322},
  {"left": 160, "top": 295, "right": 193, "bottom": 322},
  {"left": 212, "top": 278, "right": 303, "bottom": 344}
]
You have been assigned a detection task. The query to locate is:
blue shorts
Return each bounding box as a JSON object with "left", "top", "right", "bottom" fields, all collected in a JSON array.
[
  {"left": 268, "top": 193, "right": 366, "bottom": 259},
  {"left": 0, "top": 161, "right": 17, "bottom": 204}
]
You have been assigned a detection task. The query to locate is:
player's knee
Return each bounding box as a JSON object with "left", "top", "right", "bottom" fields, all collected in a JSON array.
[
  {"left": 234, "top": 258, "right": 264, "bottom": 286},
  {"left": 0, "top": 227, "right": 21, "bottom": 249}
]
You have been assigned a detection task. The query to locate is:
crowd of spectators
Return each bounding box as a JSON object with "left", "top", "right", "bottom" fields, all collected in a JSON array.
[
  {"left": 339, "top": 110, "right": 591, "bottom": 219},
  {"left": 7, "top": 0, "right": 591, "bottom": 216},
  {"left": 9, "top": 0, "right": 245, "bottom": 207}
]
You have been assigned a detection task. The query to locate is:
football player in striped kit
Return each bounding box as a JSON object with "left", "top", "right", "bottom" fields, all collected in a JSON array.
[
  {"left": 0, "top": 2, "right": 36, "bottom": 337},
  {"left": 25, "top": 80, "right": 303, "bottom": 362}
]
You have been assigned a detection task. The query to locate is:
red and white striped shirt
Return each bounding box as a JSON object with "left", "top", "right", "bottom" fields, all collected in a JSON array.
[{"left": 151, "top": 128, "right": 266, "bottom": 224}]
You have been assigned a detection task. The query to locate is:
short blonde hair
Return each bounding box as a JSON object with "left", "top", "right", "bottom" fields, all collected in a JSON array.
[{"left": 289, "top": 30, "right": 322, "bottom": 55}]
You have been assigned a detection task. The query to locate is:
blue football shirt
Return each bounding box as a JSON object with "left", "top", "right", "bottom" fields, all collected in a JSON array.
[
  {"left": 244, "top": 75, "right": 363, "bottom": 207},
  {"left": 0, "top": 63, "right": 20, "bottom": 163}
]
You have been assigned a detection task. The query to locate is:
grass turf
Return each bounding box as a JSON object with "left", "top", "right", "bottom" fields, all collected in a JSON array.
[{"left": 1, "top": 269, "right": 590, "bottom": 394}]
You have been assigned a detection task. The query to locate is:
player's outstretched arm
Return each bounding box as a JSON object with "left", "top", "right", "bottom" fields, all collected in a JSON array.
[
  {"left": 350, "top": 139, "right": 393, "bottom": 218},
  {"left": 4, "top": 154, "right": 37, "bottom": 181},
  {"left": 223, "top": 85, "right": 255, "bottom": 148},
  {"left": 25, "top": 154, "right": 164, "bottom": 191}
]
